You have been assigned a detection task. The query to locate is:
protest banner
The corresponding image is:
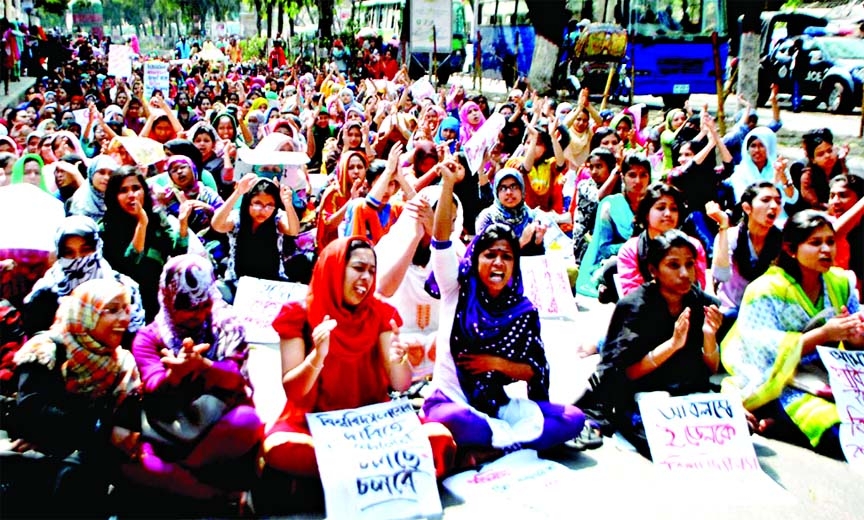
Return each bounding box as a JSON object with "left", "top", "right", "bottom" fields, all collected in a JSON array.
[
  {"left": 409, "top": 0, "right": 452, "bottom": 53},
  {"left": 638, "top": 392, "right": 759, "bottom": 472},
  {"left": 520, "top": 255, "right": 579, "bottom": 321},
  {"left": 462, "top": 113, "right": 506, "bottom": 175},
  {"left": 72, "top": 108, "right": 90, "bottom": 129},
  {"left": 816, "top": 346, "right": 864, "bottom": 469},
  {"left": 637, "top": 392, "right": 790, "bottom": 505},
  {"left": 143, "top": 61, "right": 170, "bottom": 100},
  {"left": 108, "top": 45, "right": 133, "bottom": 79},
  {"left": 232, "top": 276, "right": 307, "bottom": 344},
  {"left": 443, "top": 449, "right": 580, "bottom": 517},
  {"left": 307, "top": 400, "right": 442, "bottom": 520}
]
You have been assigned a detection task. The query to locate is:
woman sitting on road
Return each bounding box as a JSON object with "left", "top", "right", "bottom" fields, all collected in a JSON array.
[
  {"left": 721, "top": 210, "right": 864, "bottom": 459},
  {"left": 422, "top": 162, "right": 586, "bottom": 457},
  {"left": 261, "top": 236, "right": 455, "bottom": 480},
  {"left": 130, "top": 255, "right": 261, "bottom": 502},
  {"left": 616, "top": 183, "right": 707, "bottom": 298},
  {"left": 590, "top": 230, "right": 723, "bottom": 457},
  {"left": 706, "top": 182, "right": 783, "bottom": 338}
]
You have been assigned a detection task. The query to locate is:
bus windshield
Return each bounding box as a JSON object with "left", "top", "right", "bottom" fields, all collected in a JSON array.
[{"left": 628, "top": 0, "right": 727, "bottom": 39}]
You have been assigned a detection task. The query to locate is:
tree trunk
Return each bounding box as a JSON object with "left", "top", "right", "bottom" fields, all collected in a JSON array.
[
  {"left": 278, "top": 1, "right": 285, "bottom": 38},
  {"left": 524, "top": 0, "right": 569, "bottom": 92},
  {"left": 267, "top": 3, "right": 274, "bottom": 39},
  {"left": 254, "top": 0, "right": 263, "bottom": 37},
  {"left": 318, "top": 0, "right": 335, "bottom": 41},
  {"left": 737, "top": 12, "right": 762, "bottom": 106}
]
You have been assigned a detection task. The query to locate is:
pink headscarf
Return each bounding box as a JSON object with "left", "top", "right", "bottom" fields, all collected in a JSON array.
[{"left": 458, "top": 101, "right": 486, "bottom": 144}]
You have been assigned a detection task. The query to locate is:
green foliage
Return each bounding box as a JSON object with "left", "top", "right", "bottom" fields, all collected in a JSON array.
[
  {"left": 782, "top": 0, "right": 804, "bottom": 9},
  {"left": 238, "top": 36, "right": 268, "bottom": 61},
  {"left": 34, "top": 0, "right": 71, "bottom": 15}
]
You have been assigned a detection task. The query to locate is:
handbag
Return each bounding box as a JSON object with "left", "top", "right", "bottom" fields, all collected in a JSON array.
[{"left": 140, "top": 393, "right": 228, "bottom": 460}]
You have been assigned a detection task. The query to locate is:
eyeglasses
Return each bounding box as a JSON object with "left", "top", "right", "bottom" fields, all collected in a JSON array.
[
  {"left": 497, "top": 182, "right": 521, "bottom": 194},
  {"left": 100, "top": 305, "right": 131, "bottom": 318},
  {"left": 250, "top": 202, "right": 276, "bottom": 212}
]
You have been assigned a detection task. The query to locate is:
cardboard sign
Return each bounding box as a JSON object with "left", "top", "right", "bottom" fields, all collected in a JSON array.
[
  {"left": 443, "top": 450, "right": 580, "bottom": 517},
  {"left": 462, "top": 113, "right": 506, "bottom": 175},
  {"left": 143, "top": 61, "right": 170, "bottom": 100},
  {"left": 817, "top": 346, "right": 864, "bottom": 469},
  {"left": 638, "top": 392, "right": 759, "bottom": 472},
  {"left": 232, "top": 276, "right": 307, "bottom": 344},
  {"left": 520, "top": 255, "right": 579, "bottom": 321},
  {"left": 108, "top": 44, "right": 133, "bottom": 79},
  {"left": 410, "top": 0, "right": 452, "bottom": 53},
  {"left": 307, "top": 400, "right": 442, "bottom": 520}
]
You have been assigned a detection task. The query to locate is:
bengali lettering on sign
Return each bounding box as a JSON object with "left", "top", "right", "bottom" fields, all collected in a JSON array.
[
  {"left": 307, "top": 400, "right": 442, "bottom": 519},
  {"left": 638, "top": 392, "right": 760, "bottom": 472},
  {"left": 142, "top": 61, "right": 170, "bottom": 101},
  {"left": 520, "top": 255, "right": 579, "bottom": 321},
  {"left": 817, "top": 346, "right": 864, "bottom": 469},
  {"left": 443, "top": 449, "right": 581, "bottom": 517},
  {"left": 232, "top": 276, "right": 307, "bottom": 344}
]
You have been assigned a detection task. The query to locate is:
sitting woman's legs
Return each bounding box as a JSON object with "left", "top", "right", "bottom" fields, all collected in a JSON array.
[
  {"left": 422, "top": 390, "right": 493, "bottom": 447},
  {"left": 524, "top": 402, "right": 585, "bottom": 451},
  {"left": 184, "top": 405, "right": 262, "bottom": 468},
  {"left": 262, "top": 429, "right": 319, "bottom": 477}
]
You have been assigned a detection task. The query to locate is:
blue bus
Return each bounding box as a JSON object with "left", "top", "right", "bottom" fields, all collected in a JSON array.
[
  {"left": 621, "top": 0, "right": 729, "bottom": 103},
  {"left": 560, "top": 1, "right": 729, "bottom": 104}
]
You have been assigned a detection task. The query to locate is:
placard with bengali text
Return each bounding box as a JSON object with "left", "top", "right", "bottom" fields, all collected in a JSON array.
[
  {"left": 817, "top": 346, "right": 864, "bottom": 469},
  {"left": 232, "top": 276, "right": 307, "bottom": 344},
  {"left": 307, "top": 400, "right": 442, "bottom": 520}
]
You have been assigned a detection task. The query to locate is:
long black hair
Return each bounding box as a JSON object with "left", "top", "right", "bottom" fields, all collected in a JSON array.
[
  {"left": 734, "top": 182, "right": 783, "bottom": 281},
  {"left": 103, "top": 166, "right": 174, "bottom": 262},
  {"left": 235, "top": 178, "right": 283, "bottom": 279}
]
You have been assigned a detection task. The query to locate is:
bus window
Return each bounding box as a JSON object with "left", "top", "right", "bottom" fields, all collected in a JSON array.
[{"left": 629, "top": 0, "right": 726, "bottom": 38}]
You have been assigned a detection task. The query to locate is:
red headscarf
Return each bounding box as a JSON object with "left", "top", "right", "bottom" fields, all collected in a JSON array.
[{"left": 272, "top": 236, "right": 401, "bottom": 415}]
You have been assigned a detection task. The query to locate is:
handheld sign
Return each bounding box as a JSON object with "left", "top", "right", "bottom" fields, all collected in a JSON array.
[
  {"left": 520, "top": 255, "right": 579, "bottom": 321},
  {"left": 307, "top": 400, "right": 442, "bottom": 520},
  {"left": 638, "top": 392, "right": 759, "bottom": 472},
  {"left": 232, "top": 277, "right": 307, "bottom": 344},
  {"left": 108, "top": 44, "right": 133, "bottom": 79},
  {"left": 816, "top": 346, "right": 864, "bottom": 469},
  {"left": 143, "top": 61, "right": 170, "bottom": 101},
  {"left": 462, "top": 113, "right": 506, "bottom": 175}
]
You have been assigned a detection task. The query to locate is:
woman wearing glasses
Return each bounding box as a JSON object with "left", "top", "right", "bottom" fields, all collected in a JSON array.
[
  {"left": 212, "top": 173, "right": 299, "bottom": 291},
  {"left": 475, "top": 168, "right": 547, "bottom": 256}
]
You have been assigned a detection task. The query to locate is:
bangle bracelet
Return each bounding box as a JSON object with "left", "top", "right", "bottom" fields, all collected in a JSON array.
[
  {"left": 309, "top": 358, "right": 324, "bottom": 370},
  {"left": 648, "top": 350, "right": 658, "bottom": 368}
]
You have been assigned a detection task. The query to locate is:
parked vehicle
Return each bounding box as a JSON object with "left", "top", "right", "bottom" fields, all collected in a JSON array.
[{"left": 757, "top": 11, "right": 864, "bottom": 113}]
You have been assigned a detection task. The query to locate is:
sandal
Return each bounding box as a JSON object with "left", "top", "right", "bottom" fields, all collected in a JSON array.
[{"left": 566, "top": 423, "right": 604, "bottom": 451}]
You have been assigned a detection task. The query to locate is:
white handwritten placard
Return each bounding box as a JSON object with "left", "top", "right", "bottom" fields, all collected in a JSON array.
[
  {"left": 462, "top": 113, "right": 506, "bottom": 175},
  {"left": 443, "top": 449, "right": 580, "bottom": 517},
  {"left": 108, "top": 44, "right": 132, "bottom": 79},
  {"left": 307, "top": 400, "right": 442, "bottom": 520},
  {"left": 232, "top": 276, "right": 307, "bottom": 344},
  {"left": 638, "top": 392, "right": 759, "bottom": 471},
  {"left": 817, "top": 346, "right": 864, "bottom": 468},
  {"left": 409, "top": 0, "right": 452, "bottom": 53},
  {"left": 520, "top": 255, "right": 579, "bottom": 321},
  {"left": 143, "top": 60, "right": 170, "bottom": 100}
]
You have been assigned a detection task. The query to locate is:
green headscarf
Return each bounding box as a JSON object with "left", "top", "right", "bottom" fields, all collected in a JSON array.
[
  {"left": 11, "top": 153, "right": 49, "bottom": 193},
  {"left": 208, "top": 111, "right": 246, "bottom": 147}
]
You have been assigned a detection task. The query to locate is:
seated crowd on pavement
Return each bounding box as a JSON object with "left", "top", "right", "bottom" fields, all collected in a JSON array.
[{"left": 0, "top": 22, "right": 863, "bottom": 517}]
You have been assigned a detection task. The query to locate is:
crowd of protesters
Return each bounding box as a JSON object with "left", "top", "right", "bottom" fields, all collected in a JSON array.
[{"left": 0, "top": 22, "right": 863, "bottom": 517}]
